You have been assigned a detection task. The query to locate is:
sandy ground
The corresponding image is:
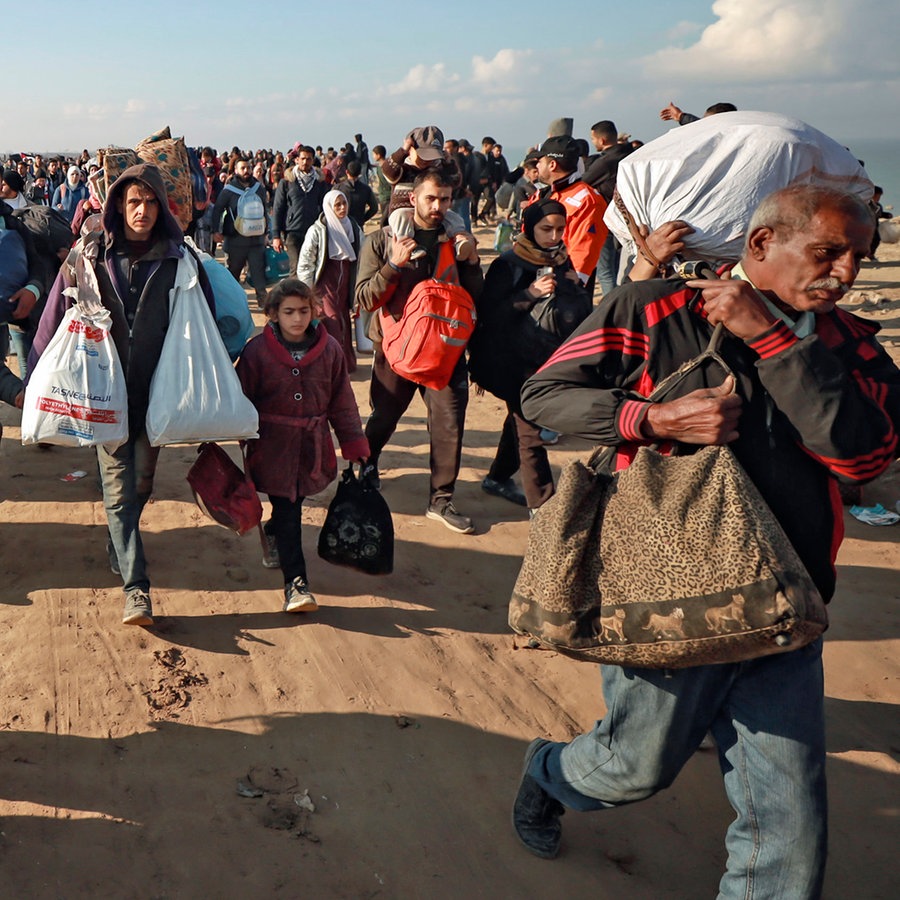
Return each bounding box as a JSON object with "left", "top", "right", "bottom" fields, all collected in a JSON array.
[{"left": 0, "top": 224, "right": 898, "bottom": 900}]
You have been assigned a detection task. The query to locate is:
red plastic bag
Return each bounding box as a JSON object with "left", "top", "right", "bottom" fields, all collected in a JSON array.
[{"left": 186, "top": 442, "right": 261, "bottom": 535}]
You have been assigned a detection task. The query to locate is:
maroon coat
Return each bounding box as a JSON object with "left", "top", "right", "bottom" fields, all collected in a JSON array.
[{"left": 236, "top": 322, "right": 369, "bottom": 501}]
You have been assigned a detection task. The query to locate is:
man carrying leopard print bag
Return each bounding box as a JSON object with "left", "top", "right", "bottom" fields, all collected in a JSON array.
[{"left": 508, "top": 186, "right": 900, "bottom": 898}]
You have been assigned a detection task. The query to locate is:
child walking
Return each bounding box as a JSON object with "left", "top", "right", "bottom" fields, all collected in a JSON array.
[{"left": 237, "top": 278, "right": 370, "bottom": 612}]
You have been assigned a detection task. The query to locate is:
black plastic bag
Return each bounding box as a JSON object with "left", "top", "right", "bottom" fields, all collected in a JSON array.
[{"left": 317, "top": 464, "right": 394, "bottom": 575}]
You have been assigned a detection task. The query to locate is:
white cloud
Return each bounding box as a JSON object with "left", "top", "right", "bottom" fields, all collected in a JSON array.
[
  {"left": 387, "top": 63, "right": 459, "bottom": 95},
  {"left": 644, "top": 0, "right": 900, "bottom": 83},
  {"left": 665, "top": 20, "right": 703, "bottom": 42},
  {"left": 471, "top": 49, "right": 533, "bottom": 89}
]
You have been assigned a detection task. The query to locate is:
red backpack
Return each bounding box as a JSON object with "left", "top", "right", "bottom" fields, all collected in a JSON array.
[{"left": 380, "top": 240, "right": 476, "bottom": 391}]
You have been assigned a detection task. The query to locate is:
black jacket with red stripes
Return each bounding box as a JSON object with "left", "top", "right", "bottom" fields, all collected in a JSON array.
[{"left": 521, "top": 277, "right": 900, "bottom": 602}]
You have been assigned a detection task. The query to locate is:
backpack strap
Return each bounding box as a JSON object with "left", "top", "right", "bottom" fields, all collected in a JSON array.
[{"left": 433, "top": 239, "right": 460, "bottom": 286}]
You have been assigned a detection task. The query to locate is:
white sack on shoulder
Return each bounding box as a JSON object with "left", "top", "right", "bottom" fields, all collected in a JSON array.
[
  {"left": 606, "top": 110, "right": 873, "bottom": 264},
  {"left": 145, "top": 251, "right": 258, "bottom": 446}
]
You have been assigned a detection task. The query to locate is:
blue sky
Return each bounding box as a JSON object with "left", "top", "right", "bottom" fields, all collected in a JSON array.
[{"left": 4, "top": 0, "right": 898, "bottom": 156}]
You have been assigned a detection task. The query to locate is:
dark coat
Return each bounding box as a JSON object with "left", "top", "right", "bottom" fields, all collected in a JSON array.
[
  {"left": 468, "top": 250, "right": 590, "bottom": 403},
  {"left": 236, "top": 322, "right": 369, "bottom": 501},
  {"left": 29, "top": 163, "right": 214, "bottom": 433},
  {"left": 272, "top": 175, "right": 329, "bottom": 242},
  {"left": 582, "top": 143, "right": 634, "bottom": 202},
  {"left": 521, "top": 277, "right": 900, "bottom": 601},
  {"left": 210, "top": 177, "right": 268, "bottom": 239},
  {"left": 337, "top": 178, "right": 378, "bottom": 227}
]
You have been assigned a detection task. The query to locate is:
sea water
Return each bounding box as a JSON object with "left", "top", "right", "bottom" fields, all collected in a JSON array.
[{"left": 848, "top": 138, "right": 900, "bottom": 210}]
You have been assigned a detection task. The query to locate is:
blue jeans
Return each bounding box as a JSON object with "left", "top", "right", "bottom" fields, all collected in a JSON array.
[
  {"left": 97, "top": 429, "right": 161, "bottom": 594},
  {"left": 7, "top": 324, "right": 32, "bottom": 380},
  {"left": 452, "top": 198, "right": 471, "bottom": 232},
  {"left": 596, "top": 231, "right": 620, "bottom": 298},
  {"left": 527, "top": 640, "right": 826, "bottom": 899}
]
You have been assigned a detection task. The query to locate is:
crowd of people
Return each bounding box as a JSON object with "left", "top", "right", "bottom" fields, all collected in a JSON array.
[{"left": 2, "top": 105, "right": 899, "bottom": 899}]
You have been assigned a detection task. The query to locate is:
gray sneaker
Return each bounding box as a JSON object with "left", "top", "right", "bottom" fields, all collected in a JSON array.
[
  {"left": 122, "top": 590, "right": 154, "bottom": 627},
  {"left": 283, "top": 577, "right": 318, "bottom": 613},
  {"left": 262, "top": 533, "right": 280, "bottom": 569},
  {"left": 425, "top": 500, "right": 475, "bottom": 534}
]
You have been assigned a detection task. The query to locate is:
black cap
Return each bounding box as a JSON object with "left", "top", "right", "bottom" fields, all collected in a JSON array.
[{"left": 536, "top": 135, "right": 580, "bottom": 170}]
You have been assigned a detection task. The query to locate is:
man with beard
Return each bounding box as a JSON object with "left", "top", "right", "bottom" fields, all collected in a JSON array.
[
  {"left": 212, "top": 156, "right": 269, "bottom": 307},
  {"left": 355, "top": 168, "right": 483, "bottom": 534},
  {"left": 272, "top": 145, "right": 328, "bottom": 274},
  {"left": 30, "top": 164, "right": 215, "bottom": 628},
  {"left": 46, "top": 158, "right": 65, "bottom": 192}
]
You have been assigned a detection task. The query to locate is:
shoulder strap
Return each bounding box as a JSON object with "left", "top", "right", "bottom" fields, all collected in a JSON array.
[
  {"left": 433, "top": 239, "right": 460, "bottom": 286},
  {"left": 224, "top": 183, "right": 245, "bottom": 197},
  {"left": 648, "top": 324, "right": 732, "bottom": 403}
]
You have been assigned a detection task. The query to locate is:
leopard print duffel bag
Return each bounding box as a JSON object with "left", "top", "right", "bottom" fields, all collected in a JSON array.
[
  {"left": 509, "top": 321, "right": 827, "bottom": 668},
  {"left": 509, "top": 442, "right": 827, "bottom": 668}
]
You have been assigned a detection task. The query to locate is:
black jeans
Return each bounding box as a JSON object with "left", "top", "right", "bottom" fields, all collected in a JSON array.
[
  {"left": 267, "top": 494, "right": 307, "bottom": 584},
  {"left": 488, "top": 405, "right": 554, "bottom": 509},
  {"left": 223, "top": 235, "right": 267, "bottom": 303},
  {"left": 365, "top": 351, "right": 468, "bottom": 505}
]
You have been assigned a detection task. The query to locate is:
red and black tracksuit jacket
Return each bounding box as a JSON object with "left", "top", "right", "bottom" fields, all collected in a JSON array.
[{"left": 521, "top": 278, "right": 900, "bottom": 602}]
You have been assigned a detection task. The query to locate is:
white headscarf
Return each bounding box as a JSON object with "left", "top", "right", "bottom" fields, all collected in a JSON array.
[{"left": 323, "top": 190, "right": 356, "bottom": 261}]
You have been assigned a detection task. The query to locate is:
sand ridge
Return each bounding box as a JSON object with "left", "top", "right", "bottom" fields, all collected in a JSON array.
[{"left": 0, "top": 224, "right": 897, "bottom": 898}]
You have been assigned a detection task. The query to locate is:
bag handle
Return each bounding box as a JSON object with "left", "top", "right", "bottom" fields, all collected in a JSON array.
[
  {"left": 647, "top": 322, "right": 733, "bottom": 404},
  {"left": 612, "top": 189, "right": 666, "bottom": 278},
  {"left": 587, "top": 319, "right": 735, "bottom": 473}
]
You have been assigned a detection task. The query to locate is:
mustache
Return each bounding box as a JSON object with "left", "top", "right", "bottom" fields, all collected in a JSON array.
[{"left": 806, "top": 277, "right": 849, "bottom": 294}]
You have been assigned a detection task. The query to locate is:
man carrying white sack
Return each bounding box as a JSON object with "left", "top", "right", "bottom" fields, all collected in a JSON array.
[
  {"left": 514, "top": 185, "right": 900, "bottom": 898},
  {"left": 29, "top": 164, "right": 215, "bottom": 627}
]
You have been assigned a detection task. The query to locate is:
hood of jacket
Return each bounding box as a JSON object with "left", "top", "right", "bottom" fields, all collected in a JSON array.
[{"left": 102, "top": 162, "right": 183, "bottom": 247}]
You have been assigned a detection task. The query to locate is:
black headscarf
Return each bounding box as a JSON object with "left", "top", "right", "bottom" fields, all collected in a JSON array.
[{"left": 521, "top": 197, "right": 566, "bottom": 243}]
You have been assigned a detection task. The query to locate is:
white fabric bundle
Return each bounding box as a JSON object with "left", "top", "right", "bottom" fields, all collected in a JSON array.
[{"left": 606, "top": 111, "right": 873, "bottom": 263}]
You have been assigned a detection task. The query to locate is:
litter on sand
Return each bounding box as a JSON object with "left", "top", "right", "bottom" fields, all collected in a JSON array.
[{"left": 849, "top": 504, "right": 900, "bottom": 526}]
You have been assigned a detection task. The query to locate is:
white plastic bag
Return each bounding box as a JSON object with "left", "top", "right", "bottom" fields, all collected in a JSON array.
[
  {"left": 21, "top": 303, "right": 128, "bottom": 450},
  {"left": 145, "top": 251, "right": 258, "bottom": 446},
  {"left": 606, "top": 110, "right": 874, "bottom": 263},
  {"left": 878, "top": 219, "right": 900, "bottom": 244}
]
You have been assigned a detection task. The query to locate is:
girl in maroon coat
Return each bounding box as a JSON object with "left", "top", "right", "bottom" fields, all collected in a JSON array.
[{"left": 237, "top": 278, "right": 370, "bottom": 612}]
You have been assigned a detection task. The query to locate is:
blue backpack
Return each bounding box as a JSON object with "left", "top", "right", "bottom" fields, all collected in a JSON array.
[{"left": 200, "top": 258, "right": 254, "bottom": 360}]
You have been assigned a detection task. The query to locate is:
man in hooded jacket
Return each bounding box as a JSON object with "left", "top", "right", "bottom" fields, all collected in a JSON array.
[{"left": 30, "top": 163, "right": 215, "bottom": 627}]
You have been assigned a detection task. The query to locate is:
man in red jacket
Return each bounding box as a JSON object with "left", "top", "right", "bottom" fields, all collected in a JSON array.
[{"left": 530, "top": 135, "right": 607, "bottom": 293}]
